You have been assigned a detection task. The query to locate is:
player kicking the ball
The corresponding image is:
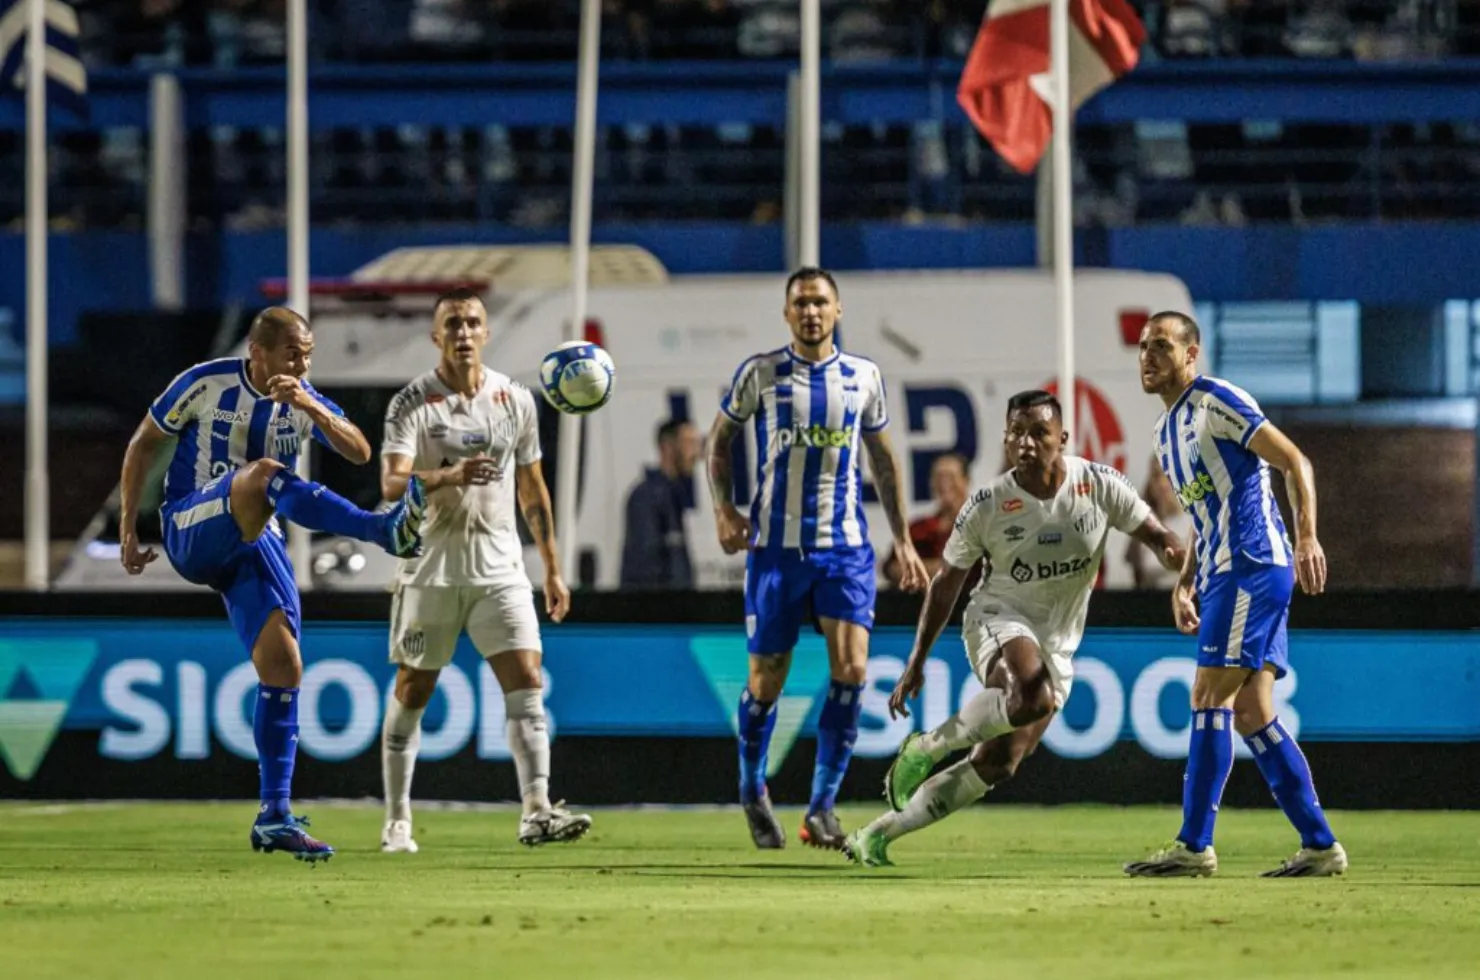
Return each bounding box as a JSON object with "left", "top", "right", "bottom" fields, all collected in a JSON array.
[
  {"left": 1124, "top": 312, "right": 1346, "bottom": 878},
  {"left": 844, "top": 390, "right": 1184, "bottom": 867},
  {"left": 119, "top": 307, "right": 427, "bottom": 862},
  {"left": 378, "top": 287, "right": 590, "bottom": 852},
  {"left": 708, "top": 267, "right": 929, "bottom": 850}
]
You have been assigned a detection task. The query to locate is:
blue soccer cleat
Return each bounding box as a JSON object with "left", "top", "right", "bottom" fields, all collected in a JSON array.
[
  {"left": 382, "top": 476, "right": 427, "bottom": 558},
  {"left": 251, "top": 813, "right": 336, "bottom": 864}
]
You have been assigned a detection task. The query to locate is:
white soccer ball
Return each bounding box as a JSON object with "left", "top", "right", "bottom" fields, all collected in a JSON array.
[{"left": 538, "top": 340, "right": 616, "bottom": 415}]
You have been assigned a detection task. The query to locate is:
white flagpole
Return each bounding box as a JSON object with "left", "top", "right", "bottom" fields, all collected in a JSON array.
[
  {"left": 287, "top": 0, "right": 312, "bottom": 588},
  {"left": 1051, "top": 0, "right": 1075, "bottom": 436},
  {"left": 24, "top": 0, "right": 49, "bottom": 591},
  {"left": 798, "top": 0, "right": 820, "bottom": 268},
  {"left": 556, "top": 0, "right": 601, "bottom": 582}
]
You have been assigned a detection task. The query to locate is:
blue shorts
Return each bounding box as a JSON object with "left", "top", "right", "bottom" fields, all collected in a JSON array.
[
  {"left": 1197, "top": 558, "right": 1294, "bottom": 678},
  {"left": 743, "top": 546, "right": 876, "bottom": 655},
  {"left": 161, "top": 471, "right": 301, "bottom": 655}
]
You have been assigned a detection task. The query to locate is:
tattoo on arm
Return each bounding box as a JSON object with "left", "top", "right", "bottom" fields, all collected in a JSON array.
[
  {"left": 708, "top": 415, "right": 738, "bottom": 508},
  {"left": 865, "top": 435, "right": 909, "bottom": 540},
  {"left": 523, "top": 501, "right": 553, "bottom": 549}
]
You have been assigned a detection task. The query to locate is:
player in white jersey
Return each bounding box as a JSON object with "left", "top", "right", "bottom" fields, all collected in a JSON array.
[
  {"left": 1125, "top": 312, "right": 1346, "bottom": 878},
  {"left": 843, "top": 390, "right": 1185, "bottom": 866},
  {"left": 708, "top": 268, "right": 928, "bottom": 850},
  {"left": 377, "top": 287, "right": 590, "bottom": 851}
]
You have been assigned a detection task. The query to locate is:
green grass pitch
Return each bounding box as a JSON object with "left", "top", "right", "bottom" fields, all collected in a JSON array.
[{"left": 2, "top": 802, "right": 1477, "bottom": 979}]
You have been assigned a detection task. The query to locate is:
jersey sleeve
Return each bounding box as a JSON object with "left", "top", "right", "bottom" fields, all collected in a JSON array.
[
  {"left": 381, "top": 384, "right": 422, "bottom": 459},
  {"left": 1095, "top": 463, "right": 1154, "bottom": 535},
  {"left": 299, "top": 383, "right": 348, "bottom": 448},
  {"left": 1204, "top": 384, "right": 1266, "bottom": 449},
  {"left": 861, "top": 362, "right": 889, "bottom": 433},
  {"left": 719, "top": 356, "right": 761, "bottom": 423},
  {"left": 941, "top": 487, "right": 992, "bottom": 570},
  {"left": 148, "top": 368, "right": 210, "bottom": 436},
  {"left": 515, "top": 385, "right": 543, "bottom": 466}
]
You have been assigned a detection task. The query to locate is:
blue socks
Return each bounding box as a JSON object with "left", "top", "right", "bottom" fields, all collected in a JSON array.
[
  {"left": 809, "top": 681, "right": 864, "bottom": 815},
  {"left": 265, "top": 468, "right": 381, "bottom": 542},
  {"left": 737, "top": 689, "right": 776, "bottom": 804},
  {"left": 1245, "top": 717, "right": 1337, "bottom": 850},
  {"left": 1178, "top": 708, "right": 1234, "bottom": 852},
  {"left": 254, "top": 684, "right": 300, "bottom": 822}
]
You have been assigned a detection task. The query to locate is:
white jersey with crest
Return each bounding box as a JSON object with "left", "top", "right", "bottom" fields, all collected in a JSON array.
[
  {"left": 382, "top": 368, "right": 542, "bottom": 587},
  {"left": 943, "top": 456, "right": 1152, "bottom": 657},
  {"left": 720, "top": 346, "right": 889, "bottom": 552}
]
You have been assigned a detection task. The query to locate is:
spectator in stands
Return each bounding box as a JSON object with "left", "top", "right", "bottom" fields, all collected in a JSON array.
[
  {"left": 882, "top": 453, "right": 972, "bottom": 588},
  {"left": 620, "top": 418, "right": 701, "bottom": 589}
]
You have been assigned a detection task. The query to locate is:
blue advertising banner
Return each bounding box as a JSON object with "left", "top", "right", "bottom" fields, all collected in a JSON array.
[{"left": 1, "top": 619, "right": 1476, "bottom": 784}]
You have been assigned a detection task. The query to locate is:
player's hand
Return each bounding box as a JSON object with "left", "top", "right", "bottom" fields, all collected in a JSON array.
[
  {"left": 894, "top": 541, "right": 929, "bottom": 593},
  {"left": 715, "top": 504, "right": 752, "bottom": 555},
  {"left": 1159, "top": 541, "right": 1186, "bottom": 573},
  {"left": 544, "top": 571, "right": 570, "bottom": 623},
  {"left": 444, "top": 455, "right": 500, "bottom": 487},
  {"left": 888, "top": 657, "right": 926, "bottom": 720},
  {"left": 267, "top": 374, "right": 314, "bottom": 410},
  {"left": 120, "top": 533, "right": 157, "bottom": 575},
  {"left": 1294, "top": 534, "right": 1327, "bottom": 595},
  {"left": 1172, "top": 582, "right": 1200, "bottom": 634}
]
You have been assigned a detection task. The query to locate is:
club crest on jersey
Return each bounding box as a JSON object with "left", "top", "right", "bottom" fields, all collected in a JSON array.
[
  {"left": 1002, "top": 499, "right": 1024, "bottom": 514},
  {"left": 1074, "top": 510, "right": 1103, "bottom": 535},
  {"left": 272, "top": 431, "right": 301, "bottom": 456}
]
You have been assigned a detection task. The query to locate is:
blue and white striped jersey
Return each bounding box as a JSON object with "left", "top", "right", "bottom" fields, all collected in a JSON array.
[
  {"left": 721, "top": 346, "right": 888, "bottom": 552},
  {"left": 1154, "top": 375, "right": 1293, "bottom": 592},
  {"left": 148, "top": 358, "right": 345, "bottom": 506}
]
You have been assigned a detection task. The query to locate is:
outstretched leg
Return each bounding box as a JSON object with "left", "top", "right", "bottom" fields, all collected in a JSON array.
[{"left": 230, "top": 458, "right": 425, "bottom": 557}]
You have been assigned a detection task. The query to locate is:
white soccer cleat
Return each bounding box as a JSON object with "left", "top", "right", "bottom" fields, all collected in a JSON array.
[
  {"left": 1260, "top": 842, "right": 1348, "bottom": 878},
  {"left": 518, "top": 802, "right": 593, "bottom": 847},
  {"left": 380, "top": 819, "right": 419, "bottom": 854},
  {"left": 1124, "top": 841, "right": 1218, "bottom": 878}
]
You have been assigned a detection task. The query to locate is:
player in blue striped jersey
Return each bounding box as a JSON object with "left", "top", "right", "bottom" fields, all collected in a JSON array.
[
  {"left": 707, "top": 268, "right": 928, "bottom": 850},
  {"left": 1125, "top": 311, "right": 1347, "bottom": 879},
  {"left": 118, "top": 307, "right": 428, "bottom": 862}
]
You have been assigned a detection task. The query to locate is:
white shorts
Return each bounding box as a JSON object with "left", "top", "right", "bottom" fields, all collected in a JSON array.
[
  {"left": 389, "top": 584, "right": 542, "bottom": 671},
  {"left": 960, "top": 607, "right": 1074, "bottom": 709}
]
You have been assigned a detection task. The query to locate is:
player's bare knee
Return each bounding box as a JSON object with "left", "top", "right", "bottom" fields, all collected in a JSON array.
[
  {"left": 1007, "top": 674, "right": 1055, "bottom": 727},
  {"left": 968, "top": 741, "right": 1019, "bottom": 786},
  {"left": 230, "top": 458, "right": 285, "bottom": 538},
  {"left": 1233, "top": 705, "right": 1272, "bottom": 737},
  {"left": 748, "top": 655, "right": 789, "bottom": 701},
  {"left": 394, "top": 668, "right": 439, "bottom": 710},
  {"left": 831, "top": 661, "right": 867, "bottom": 686}
]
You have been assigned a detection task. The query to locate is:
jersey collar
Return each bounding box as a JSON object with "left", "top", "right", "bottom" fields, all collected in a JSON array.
[
  {"left": 786, "top": 345, "right": 840, "bottom": 369},
  {"left": 1166, "top": 376, "right": 1201, "bottom": 421},
  {"left": 237, "top": 359, "right": 268, "bottom": 399}
]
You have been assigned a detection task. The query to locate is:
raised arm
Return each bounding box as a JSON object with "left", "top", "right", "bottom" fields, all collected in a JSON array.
[
  {"left": 269, "top": 375, "right": 371, "bottom": 464},
  {"left": 1248, "top": 423, "right": 1325, "bottom": 595},
  {"left": 118, "top": 416, "right": 170, "bottom": 574},
  {"left": 862, "top": 428, "right": 927, "bottom": 591}
]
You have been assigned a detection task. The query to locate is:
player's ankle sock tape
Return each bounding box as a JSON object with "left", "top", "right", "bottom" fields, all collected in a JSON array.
[
  {"left": 809, "top": 681, "right": 864, "bottom": 814},
  {"left": 1178, "top": 708, "right": 1234, "bottom": 852},
  {"left": 1245, "top": 717, "right": 1337, "bottom": 850},
  {"left": 265, "top": 469, "right": 380, "bottom": 541},
  {"left": 504, "top": 689, "right": 551, "bottom": 807},
  {"left": 253, "top": 685, "right": 300, "bottom": 817},
  {"left": 736, "top": 689, "right": 777, "bottom": 802}
]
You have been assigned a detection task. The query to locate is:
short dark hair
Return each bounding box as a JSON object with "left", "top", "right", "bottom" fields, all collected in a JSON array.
[
  {"left": 1006, "top": 389, "right": 1063, "bottom": 423},
  {"left": 247, "top": 306, "right": 309, "bottom": 349},
  {"left": 932, "top": 453, "right": 969, "bottom": 477},
  {"left": 785, "top": 266, "right": 839, "bottom": 300},
  {"left": 1149, "top": 310, "right": 1200, "bottom": 346},
  {"left": 655, "top": 418, "right": 689, "bottom": 446},
  {"left": 432, "top": 285, "right": 485, "bottom": 319}
]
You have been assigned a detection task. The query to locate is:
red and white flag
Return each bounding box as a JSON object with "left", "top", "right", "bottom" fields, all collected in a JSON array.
[{"left": 957, "top": 0, "right": 1145, "bottom": 174}]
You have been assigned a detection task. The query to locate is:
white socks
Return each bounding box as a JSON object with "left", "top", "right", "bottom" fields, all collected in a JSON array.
[
  {"left": 505, "top": 688, "right": 551, "bottom": 816},
  {"left": 916, "top": 688, "right": 1014, "bottom": 762},
  {"left": 871, "top": 760, "right": 991, "bottom": 842},
  {"left": 382, "top": 695, "right": 425, "bottom": 823}
]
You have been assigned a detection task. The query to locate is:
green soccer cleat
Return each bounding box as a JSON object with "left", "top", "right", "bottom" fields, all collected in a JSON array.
[
  {"left": 884, "top": 732, "right": 936, "bottom": 812},
  {"left": 843, "top": 826, "right": 894, "bottom": 868}
]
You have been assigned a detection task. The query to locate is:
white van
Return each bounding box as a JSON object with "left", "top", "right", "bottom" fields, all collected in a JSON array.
[{"left": 56, "top": 247, "right": 1194, "bottom": 592}]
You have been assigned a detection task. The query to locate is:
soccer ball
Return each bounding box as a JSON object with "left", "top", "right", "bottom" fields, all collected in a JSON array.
[{"left": 538, "top": 340, "right": 616, "bottom": 415}]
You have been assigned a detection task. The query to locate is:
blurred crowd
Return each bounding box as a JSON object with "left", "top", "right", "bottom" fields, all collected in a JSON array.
[
  {"left": 71, "top": 1, "right": 1480, "bottom": 67},
  {"left": 4, "top": 2, "right": 1479, "bottom": 232}
]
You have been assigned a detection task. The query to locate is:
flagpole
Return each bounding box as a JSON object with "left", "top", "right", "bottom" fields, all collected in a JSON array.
[
  {"left": 287, "top": 0, "right": 312, "bottom": 589},
  {"left": 798, "top": 0, "right": 820, "bottom": 268},
  {"left": 24, "top": 0, "right": 49, "bottom": 590},
  {"left": 556, "top": 0, "right": 601, "bottom": 583},
  {"left": 1050, "top": 0, "right": 1075, "bottom": 437}
]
